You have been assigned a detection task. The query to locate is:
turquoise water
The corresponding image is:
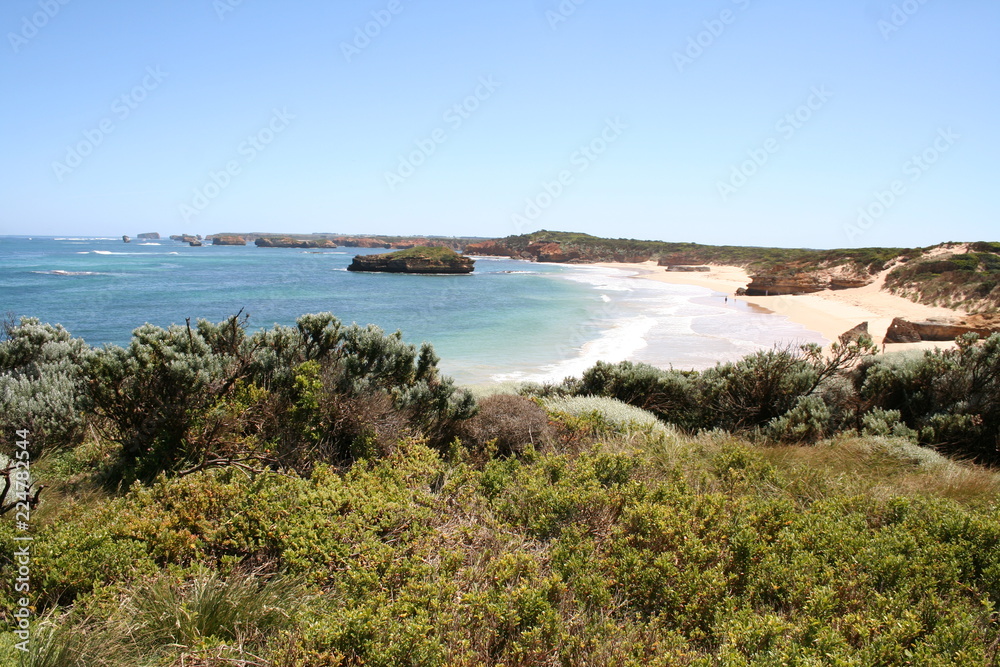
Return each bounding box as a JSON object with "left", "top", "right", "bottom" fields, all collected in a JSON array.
[{"left": 0, "top": 236, "right": 826, "bottom": 385}]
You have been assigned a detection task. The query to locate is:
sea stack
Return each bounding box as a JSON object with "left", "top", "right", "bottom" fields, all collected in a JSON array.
[{"left": 347, "top": 246, "right": 475, "bottom": 274}]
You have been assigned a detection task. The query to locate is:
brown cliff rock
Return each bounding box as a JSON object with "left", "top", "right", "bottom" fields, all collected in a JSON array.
[
  {"left": 884, "top": 317, "right": 993, "bottom": 344},
  {"left": 838, "top": 322, "right": 870, "bottom": 345},
  {"left": 744, "top": 274, "right": 828, "bottom": 296}
]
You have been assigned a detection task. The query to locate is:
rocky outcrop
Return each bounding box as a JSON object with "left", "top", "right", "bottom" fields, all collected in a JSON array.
[
  {"left": 956, "top": 313, "right": 1000, "bottom": 333},
  {"left": 189, "top": 240, "right": 203, "bottom": 247},
  {"left": 838, "top": 322, "right": 870, "bottom": 345},
  {"left": 829, "top": 278, "right": 870, "bottom": 290},
  {"left": 884, "top": 318, "right": 922, "bottom": 343},
  {"left": 744, "top": 273, "right": 875, "bottom": 296},
  {"left": 664, "top": 265, "right": 710, "bottom": 272},
  {"left": 122, "top": 235, "right": 130, "bottom": 243},
  {"left": 254, "top": 237, "right": 337, "bottom": 248},
  {"left": 171, "top": 234, "right": 201, "bottom": 243},
  {"left": 883, "top": 317, "right": 994, "bottom": 344},
  {"left": 137, "top": 232, "right": 160, "bottom": 240},
  {"left": 347, "top": 247, "right": 475, "bottom": 274},
  {"left": 526, "top": 242, "right": 581, "bottom": 263},
  {"left": 744, "top": 274, "right": 828, "bottom": 296},
  {"left": 211, "top": 235, "right": 247, "bottom": 246}
]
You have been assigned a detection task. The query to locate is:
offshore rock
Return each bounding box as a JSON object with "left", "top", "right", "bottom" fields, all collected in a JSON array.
[{"left": 347, "top": 246, "right": 475, "bottom": 274}]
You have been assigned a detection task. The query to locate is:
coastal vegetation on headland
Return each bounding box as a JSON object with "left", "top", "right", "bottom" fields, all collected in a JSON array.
[
  {"left": 466, "top": 231, "right": 1000, "bottom": 313},
  {"left": 2, "top": 313, "right": 1000, "bottom": 665}
]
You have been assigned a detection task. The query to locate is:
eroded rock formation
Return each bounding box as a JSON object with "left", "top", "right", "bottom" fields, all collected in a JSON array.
[{"left": 883, "top": 317, "right": 994, "bottom": 343}]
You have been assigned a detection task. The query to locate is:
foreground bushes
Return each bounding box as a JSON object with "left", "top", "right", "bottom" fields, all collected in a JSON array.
[
  {"left": 541, "top": 334, "right": 1000, "bottom": 464},
  {"left": 1, "top": 313, "right": 475, "bottom": 483},
  {"left": 2, "top": 315, "right": 1000, "bottom": 663},
  {"left": 2, "top": 433, "right": 999, "bottom": 665}
]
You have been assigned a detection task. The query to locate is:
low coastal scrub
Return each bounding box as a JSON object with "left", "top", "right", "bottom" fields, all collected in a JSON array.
[
  {"left": 2, "top": 315, "right": 1000, "bottom": 664},
  {"left": 480, "top": 230, "right": 909, "bottom": 276},
  {"left": 533, "top": 334, "right": 1000, "bottom": 465},
  {"left": 885, "top": 246, "right": 1000, "bottom": 311}
]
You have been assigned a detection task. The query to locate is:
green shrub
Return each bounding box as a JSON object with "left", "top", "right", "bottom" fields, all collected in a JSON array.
[
  {"left": 574, "top": 361, "right": 703, "bottom": 429},
  {"left": 862, "top": 408, "right": 919, "bottom": 441},
  {"left": 81, "top": 312, "right": 475, "bottom": 481},
  {"left": 858, "top": 334, "right": 1000, "bottom": 463},
  {"left": 766, "top": 395, "right": 832, "bottom": 443},
  {"left": 0, "top": 318, "right": 94, "bottom": 457}
]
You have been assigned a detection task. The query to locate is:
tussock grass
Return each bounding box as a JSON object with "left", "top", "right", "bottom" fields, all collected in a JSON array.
[{"left": 120, "top": 569, "right": 304, "bottom": 648}]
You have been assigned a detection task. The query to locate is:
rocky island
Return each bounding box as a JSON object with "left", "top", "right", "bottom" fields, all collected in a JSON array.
[{"left": 347, "top": 246, "right": 475, "bottom": 274}]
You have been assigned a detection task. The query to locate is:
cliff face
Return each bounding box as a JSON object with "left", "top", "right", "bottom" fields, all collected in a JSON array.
[
  {"left": 744, "top": 274, "right": 829, "bottom": 296},
  {"left": 744, "top": 273, "right": 874, "bottom": 296},
  {"left": 347, "top": 247, "right": 475, "bottom": 274},
  {"left": 465, "top": 240, "right": 516, "bottom": 257},
  {"left": 211, "top": 235, "right": 247, "bottom": 246},
  {"left": 255, "top": 237, "right": 337, "bottom": 248}
]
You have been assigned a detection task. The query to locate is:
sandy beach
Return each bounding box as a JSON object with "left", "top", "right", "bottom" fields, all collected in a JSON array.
[{"left": 593, "top": 261, "right": 963, "bottom": 354}]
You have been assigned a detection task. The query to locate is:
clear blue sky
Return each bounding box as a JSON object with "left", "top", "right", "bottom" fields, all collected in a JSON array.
[{"left": 1, "top": 1, "right": 997, "bottom": 248}]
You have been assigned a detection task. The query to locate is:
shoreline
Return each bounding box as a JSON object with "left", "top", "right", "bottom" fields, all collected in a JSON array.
[{"left": 591, "top": 260, "right": 963, "bottom": 355}]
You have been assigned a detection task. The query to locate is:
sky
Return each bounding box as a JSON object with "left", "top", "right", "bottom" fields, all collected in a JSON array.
[{"left": 1, "top": 1, "right": 997, "bottom": 249}]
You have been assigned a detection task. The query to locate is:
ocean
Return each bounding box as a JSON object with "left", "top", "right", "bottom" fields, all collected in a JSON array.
[{"left": 0, "top": 236, "right": 826, "bottom": 385}]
